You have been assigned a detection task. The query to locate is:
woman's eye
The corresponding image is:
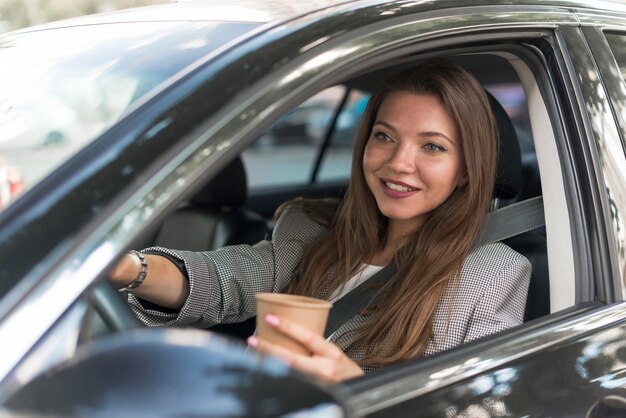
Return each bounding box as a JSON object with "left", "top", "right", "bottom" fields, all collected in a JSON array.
[
  {"left": 424, "top": 143, "right": 446, "bottom": 152},
  {"left": 373, "top": 131, "right": 392, "bottom": 142}
]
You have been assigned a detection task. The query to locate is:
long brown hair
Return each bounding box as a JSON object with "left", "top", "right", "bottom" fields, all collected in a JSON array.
[{"left": 282, "top": 59, "right": 498, "bottom": 367}]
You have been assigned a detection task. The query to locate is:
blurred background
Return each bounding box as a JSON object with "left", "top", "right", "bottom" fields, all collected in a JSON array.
[{"left": 0, "top": 0, "right": 165, "bottom": 33}]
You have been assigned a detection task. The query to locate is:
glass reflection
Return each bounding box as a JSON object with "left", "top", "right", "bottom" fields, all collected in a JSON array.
[
  {"left": 571, "top": 29, "right": 626, "bottom": 299},
  {"left": 605, "top": 33, "right": 626, "bottom": 289},
  {"left": 575, "top": 326, "right": 626, "bottom": 390},
  {"left": 0, "top": 20, "right": 256, "bottom": 210}
]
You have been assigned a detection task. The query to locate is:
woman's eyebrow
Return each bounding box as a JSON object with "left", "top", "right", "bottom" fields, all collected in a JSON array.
[
  {"left": 373, "top": 120, "right": 397, "bottom": 132},
  {"left": 420, "top": 131, "right": 456, "bottom": 146}
]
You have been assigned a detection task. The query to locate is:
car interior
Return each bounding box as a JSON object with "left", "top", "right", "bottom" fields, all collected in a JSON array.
[{"left": 131, "top": 51, "right": 554, "bottom": 343}]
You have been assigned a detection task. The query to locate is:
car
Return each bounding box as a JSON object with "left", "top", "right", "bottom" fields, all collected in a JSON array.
[{"left": 1, "top": 0, "right": 626, "bottom": 416}]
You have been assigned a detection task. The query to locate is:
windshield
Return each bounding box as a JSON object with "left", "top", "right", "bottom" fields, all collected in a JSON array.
[{"left": 0, "top": 20, "right": 257, "bottom": 210}]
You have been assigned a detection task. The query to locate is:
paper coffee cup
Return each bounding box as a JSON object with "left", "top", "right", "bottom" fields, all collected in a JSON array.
[{"left": 255, "top": 293, "right": 332, "bottom": 355}]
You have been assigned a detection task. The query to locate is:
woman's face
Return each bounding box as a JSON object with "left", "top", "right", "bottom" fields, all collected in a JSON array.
[{"left": 363, "top": 90, "right": 466, "bottom": 235}]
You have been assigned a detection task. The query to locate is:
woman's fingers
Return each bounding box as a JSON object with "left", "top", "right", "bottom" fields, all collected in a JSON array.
[
  {"left": 247, "top": 314, "right": 364, "bottom": 382},
  {"left": 247, "top": 335, "right": 298, "bottom": 362},
  {"left": 262, "top": 314, "right": 340, "bottom": 358},
  {"left": 248, "top": 335, "right": 337, "bottom": 382}
]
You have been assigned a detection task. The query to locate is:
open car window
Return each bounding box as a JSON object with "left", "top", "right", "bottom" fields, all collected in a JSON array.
[{"left": 241, "top": 86, "right": 370, "bottom": 190}]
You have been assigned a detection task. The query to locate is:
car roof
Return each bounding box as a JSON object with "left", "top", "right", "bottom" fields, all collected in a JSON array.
[
  {"left": 8, "top": 0, "right": 626, "bottom": 36},
  {"left": 6, "top": 0, "right": 359, "bottom": 34}
]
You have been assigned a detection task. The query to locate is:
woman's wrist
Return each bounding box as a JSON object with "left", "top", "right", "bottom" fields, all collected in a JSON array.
[
  {"left": 117, "top": 250, "right": 148, "bottom": 292},
  {"left": 109, "top": 251, "right": 189, "bottom": 310},
  {"left": 109, "top": 251, "right": 142, "bottom": 289}
]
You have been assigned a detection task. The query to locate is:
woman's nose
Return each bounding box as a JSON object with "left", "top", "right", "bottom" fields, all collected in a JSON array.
[{"left": 386, "top": 144, "right": 416, "bottom": 172}]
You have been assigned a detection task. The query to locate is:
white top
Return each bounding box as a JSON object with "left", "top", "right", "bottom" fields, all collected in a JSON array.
[{"left": 328, "top": 264, "right": 384, "bottom": 303}]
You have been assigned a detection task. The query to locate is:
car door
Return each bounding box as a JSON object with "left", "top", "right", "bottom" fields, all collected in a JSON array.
[{"left": 340, "top": 3, "right": 626, "bottom": 417}]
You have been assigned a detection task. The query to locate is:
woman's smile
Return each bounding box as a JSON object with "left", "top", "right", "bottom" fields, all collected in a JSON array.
[{"left": 380, "top": 178, "right": 421, "bottom": 198}]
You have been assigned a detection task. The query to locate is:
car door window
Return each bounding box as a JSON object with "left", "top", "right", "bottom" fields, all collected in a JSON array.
[
  {"left": 316, "top": 89, "right": 369, "bottom": 182},
  {"left": 242, "top": 85, "right": 353, "bottom": 190}
]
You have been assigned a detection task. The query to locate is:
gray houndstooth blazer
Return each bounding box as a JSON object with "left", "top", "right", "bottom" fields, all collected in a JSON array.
[{"left": 128, "top": 205, "right": 531, "bottom": 372}]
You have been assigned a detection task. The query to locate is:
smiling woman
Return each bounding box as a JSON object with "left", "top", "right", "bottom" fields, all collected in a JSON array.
[
  {"left": 109, "top": 59, "right": 531, "bottom": 381},
  {"left": 281, "top": 60, "right": 529, "bottom": 372}
]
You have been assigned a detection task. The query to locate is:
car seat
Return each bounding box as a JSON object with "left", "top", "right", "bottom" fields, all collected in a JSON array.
[
  {"left": 153, "top": 156, "right": 268, "bottom": 339},
  {"left": 488, "top": 93, "right": 550, "bottom": 321},
  {"left": 153, "top": 156, "right": 269, "bottom": 250}
]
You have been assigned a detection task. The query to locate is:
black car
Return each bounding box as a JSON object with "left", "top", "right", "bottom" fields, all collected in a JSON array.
[{"left": 1, "top": 0, "right": 626, "bottom": 416}]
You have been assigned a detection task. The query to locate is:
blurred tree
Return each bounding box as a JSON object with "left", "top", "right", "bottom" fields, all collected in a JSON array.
[{"left": 0, "top": 0, "right": 165, "bottom": 32}]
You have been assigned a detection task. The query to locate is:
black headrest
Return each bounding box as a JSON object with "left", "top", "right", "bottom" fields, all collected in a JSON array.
[
  {"left": 489, "top": 92, "right": 523, "bottom": 200},
  {"left": 191, "top": 157, "right": 247, "bottom": 207}
]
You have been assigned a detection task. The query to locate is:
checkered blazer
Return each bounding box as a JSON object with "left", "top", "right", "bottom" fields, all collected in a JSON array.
[{"left": 128, "top": 205, "right": 531, "bottom": 372}]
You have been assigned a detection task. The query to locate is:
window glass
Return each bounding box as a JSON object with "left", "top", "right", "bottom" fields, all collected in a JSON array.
[
  {"left": 317, "top": 89, "right": 369, "bottom": 182},
  {"left": 242, "top": 86, "right": 347, "bottom": 190},
  {"left": 0, "top": 21, "right": 256, "bottom": 211},
  {"left": 607, "top": 33, "right": 626, "bottom": 80}
]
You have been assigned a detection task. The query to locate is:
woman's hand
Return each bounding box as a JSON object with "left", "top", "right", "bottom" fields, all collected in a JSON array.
[{"left": 247, "top": 314, "right": 364, "bottom": 382}]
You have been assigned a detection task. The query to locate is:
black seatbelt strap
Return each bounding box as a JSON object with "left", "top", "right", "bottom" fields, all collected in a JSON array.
[
  {"left": 323, "top": 196, "right": 545, "bottom": 338},
  {"left": 324, "top": 264, "right": 396, "bottom": 338}
]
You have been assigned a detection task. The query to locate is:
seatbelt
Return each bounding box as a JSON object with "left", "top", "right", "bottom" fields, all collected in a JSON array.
[
  {"left": 323, "top": 196, "right": 545, "bottom": 338},
  {"left": 324, "top": 264, "right": 396, "bottom": 338},
  {"left": 478, "top": 196, "right": 544, "bottom": 245}
]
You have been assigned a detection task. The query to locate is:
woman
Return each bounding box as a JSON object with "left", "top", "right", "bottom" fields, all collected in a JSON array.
[{"left": 109, "top": 59, "right": 531, "bottom": 382}]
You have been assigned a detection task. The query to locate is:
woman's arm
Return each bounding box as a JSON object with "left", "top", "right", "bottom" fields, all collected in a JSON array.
[
  {"left": 109, "top": 252, "right": 189, "bottom": 309},
  {"left": 463, "top": 249, "right": 532, "bottom": 343},
  {"left": 110, "top": 206, "right": 328, "bottom": 328}
]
